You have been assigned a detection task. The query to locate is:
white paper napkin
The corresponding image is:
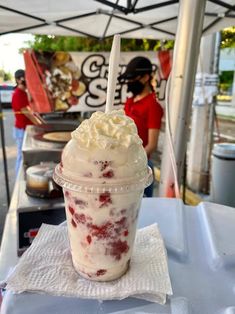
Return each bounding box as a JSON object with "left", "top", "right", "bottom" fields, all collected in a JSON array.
[{"left": 3, "top": 223, "right": 172, "bottom": 304}]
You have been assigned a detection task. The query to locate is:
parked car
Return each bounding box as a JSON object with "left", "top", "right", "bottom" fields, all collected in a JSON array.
[{"left": 0, "top": 84, "right": 15, "bottom": 108}]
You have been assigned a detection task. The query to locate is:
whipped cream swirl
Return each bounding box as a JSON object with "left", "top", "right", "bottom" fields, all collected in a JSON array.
[{"left": 72, "top": 110, "right": 142, "bottom": 149}]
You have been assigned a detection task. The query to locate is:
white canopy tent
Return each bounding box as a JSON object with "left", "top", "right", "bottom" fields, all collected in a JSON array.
[
  {"left": 0, "top": 0, "right": 234, "bottom": 201},
  {"left": 0, "top": 0, "right": 234, "bottom": 39}
]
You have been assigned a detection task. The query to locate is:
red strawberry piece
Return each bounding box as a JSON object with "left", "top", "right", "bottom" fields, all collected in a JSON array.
[
  {"left": 115, "top": 217, "right": 126, "bottom": 227},
  {"left": 89, "top": 222, "right": 113, "bottom": 239},
  {"left": 65, "top": 191, "right": 70, "bottom": 197},
  {"left": 71, "top": 219, "right": 77, "bottom": 228},
  {"left": 96, "top": 269, "right": 107, "bottom": 276},
  {"left": 87, "top": 235, "right": 92, "bottom": 244},
  {"left": 99, "top": 192, "right": 112, "bottom": 208},
  {"left": 123, "top": 230, "right": 129, "bottom": 237},
  {"left": 113, "top": 227, "right": 122, "bottom": 237},
  {"left": 74, "top": 198, "right": 88, "bottom": 208},
  {"left": 107, "top": 240, "right": 129, "bottom": 260},
  {"left": 68, "top": 206, "right": 75, "bottom": 215},
  {"left": 74, "top": 213, "right": 86, "bottom": 224},
  {"left": 102, "top": 170, "right": 114, "bottom": 178}
]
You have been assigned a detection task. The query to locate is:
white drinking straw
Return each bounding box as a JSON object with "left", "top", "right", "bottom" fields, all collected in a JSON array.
[{"left": 105, "top": 34, "right": 120, "bottom": 113}]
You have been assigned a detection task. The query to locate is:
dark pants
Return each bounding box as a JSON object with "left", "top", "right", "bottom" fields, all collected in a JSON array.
[{"left": 144, "top": 160, "right": 155, "bottom": 197}]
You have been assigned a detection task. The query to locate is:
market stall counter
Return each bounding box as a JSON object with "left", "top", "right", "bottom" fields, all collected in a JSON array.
[{"left": 1, "top": 197, "right": 235, "bottom": 314}]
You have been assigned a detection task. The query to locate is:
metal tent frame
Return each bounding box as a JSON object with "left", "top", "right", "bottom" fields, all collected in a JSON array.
[{"left": 0, "top": 0, "right": 234, "bottom": 38}]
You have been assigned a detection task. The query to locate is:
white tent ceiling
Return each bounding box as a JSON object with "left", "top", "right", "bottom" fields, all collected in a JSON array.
[{"left": 0, "top": 0, "right": 234, "bottom": 40}]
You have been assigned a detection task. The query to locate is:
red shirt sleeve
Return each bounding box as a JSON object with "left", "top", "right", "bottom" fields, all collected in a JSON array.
[
  {"left": 12, "top": 89, "right": 29, "bottom": 112},
  {"left": 147, "top": 95, "right": 164, "bottom": 130}
]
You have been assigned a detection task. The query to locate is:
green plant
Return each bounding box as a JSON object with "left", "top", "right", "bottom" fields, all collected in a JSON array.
[
  {"left": 221, "top": 27, "right": 235, "bottom": 48},
  {"left": 219, "top": 71, "right": 233, "bottom": 94},
  {"left": 24, "top": 35, "right": 174, "bottom": 52}
]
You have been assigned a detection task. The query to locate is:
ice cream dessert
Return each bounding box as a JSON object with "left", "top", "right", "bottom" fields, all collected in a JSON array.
[{"left": 54, "top": 109, "right": 152, "bottom": 281}]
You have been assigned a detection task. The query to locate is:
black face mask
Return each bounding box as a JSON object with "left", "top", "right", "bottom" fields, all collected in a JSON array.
[
  {"left": 21, "top": 79, "right": 26, "bottom": 86},
  {"left": 127, "top": 80, "right": 145, "bottom": 96}
]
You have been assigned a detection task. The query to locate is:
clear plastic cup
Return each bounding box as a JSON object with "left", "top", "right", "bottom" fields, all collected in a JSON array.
[{"left": 53, "top": 163, "right": 152, "bottom": 281}]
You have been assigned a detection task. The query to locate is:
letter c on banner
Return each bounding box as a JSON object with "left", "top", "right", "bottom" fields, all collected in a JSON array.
[{"left": 82, "top": 54, "right": 105, "bottom": 79}]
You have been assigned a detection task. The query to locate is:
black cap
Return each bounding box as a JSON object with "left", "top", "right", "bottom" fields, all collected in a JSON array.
[
  {"left": 14, "top": 69, "right": 25, "bottom": 80},
  {"left": 118, "top": 56, "right": 153, "bottom": 81}
]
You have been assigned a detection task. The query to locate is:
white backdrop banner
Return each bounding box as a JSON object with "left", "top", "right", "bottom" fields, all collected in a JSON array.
[
  {"left": 25, "top": 50, "right": 172, "bottom": 113},
  {"left": 69, "top": 51, "right": 172, "bottom": 112}
]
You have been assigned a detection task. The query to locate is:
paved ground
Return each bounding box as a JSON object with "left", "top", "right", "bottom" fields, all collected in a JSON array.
[
  {"left": 215, "top": 103, "right": 235, "bottom": 143},
  {"left": 215, "top": 118, "right": 235, "bottom": 142},
  {"left": 216, "top": 102, "right": 235, "bottom": 119},
  {"left": 0, "top": 109, "right": 16, "bottom": 243}
]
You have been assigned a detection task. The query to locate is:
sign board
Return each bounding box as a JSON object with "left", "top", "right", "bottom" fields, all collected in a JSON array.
[
  {"left": 193, "top": 73, "right": 219, "bottom": 106},
  {"left": 25, "top": 50, "right": 172, "bottom": 113}
]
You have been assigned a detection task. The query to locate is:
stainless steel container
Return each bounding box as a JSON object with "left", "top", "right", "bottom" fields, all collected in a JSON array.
[
  {"left": 26, "top": 162, "right": 62, "bottom": 198},
  {"left": 22, "top": 121, "right": 78, "bottom": 168}
]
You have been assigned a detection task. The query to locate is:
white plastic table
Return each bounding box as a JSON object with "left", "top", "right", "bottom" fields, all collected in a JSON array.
[{"left": 1, "top": 198, "right": 235, "bottom": 314}]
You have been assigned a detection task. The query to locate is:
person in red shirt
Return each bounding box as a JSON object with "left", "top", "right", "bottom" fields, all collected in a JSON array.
[
  {"left": 12, "top": 69, "right": 33, "bottom": 175},
  {"left": 119, "top": 56, "right": 163, "bottom": 197}
]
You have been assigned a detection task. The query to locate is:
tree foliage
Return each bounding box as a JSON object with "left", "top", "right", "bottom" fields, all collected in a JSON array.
[
  {"left": 219, "top": 71, "right": 233, "bottom": 93},
  {"left": 25, "top": 35, "right": 174, "bottom": 52},
  {"left": 221, "top": 27, "right": 235, "bottom": 48},
  {"left": 24, "top": 23, "right": 235, "bottom": 52},
  {"left": 0, "top": 69, "right": 12, "bottom": 81},
  {"left": 21, "top": 26, "right": 235, "bottom": 52}
]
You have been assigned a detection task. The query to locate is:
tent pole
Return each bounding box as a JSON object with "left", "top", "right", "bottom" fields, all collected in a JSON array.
[
  {"left": 0, "top": 104, "right": 10, "bottom": 207},
  {"left": 159, "top": 0, "right": 206, "bottom": 198}
]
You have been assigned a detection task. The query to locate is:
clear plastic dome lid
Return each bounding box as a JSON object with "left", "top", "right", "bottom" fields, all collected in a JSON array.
[{"left": 53, "top": 163, "right": 153, "bottom": 194}]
